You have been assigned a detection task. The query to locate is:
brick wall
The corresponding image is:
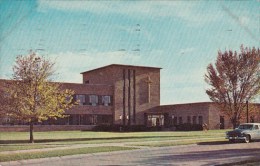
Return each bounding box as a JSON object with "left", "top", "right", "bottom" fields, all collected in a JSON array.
[
  {"left": 81, "top": 65, "right": 161, "bottom": 126},
  {"left": 155, "top": 102, "right": 210, "bottom": 127}
]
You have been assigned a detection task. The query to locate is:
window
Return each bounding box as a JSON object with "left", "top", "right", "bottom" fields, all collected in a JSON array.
[
  {"left": 250, "top": 116, "right": 255, "bottom": 123},
  {"left": 147, "top": 115, "right": 164, "bottom": 127},
  {"left": 89, "top": 95, "right": 98, "bottom": 106},
  {"left": 192, "top": 116, "right": 197, "bottom": 124},
  {"left": 238, "top": 124, "right": 253, "bottom": 130},
  {"left": 102, "top": 95, "right": 112, "bottom": 106},
  {"left": 179, "top": 117, "right": 183, "bottom": 125},
  {"left": 85, "top": 80, "right": 90, "bottom": 84},
  {"left": 171, "top": 115, "right": 178, "bottom": 126},
  {"left": 198, "top": 116, "right": 203, "bottom": 125},
  {"left": 174, "top": 117, "right": 178, "bottom": 125},
  {"left": 187, "top": 116, "right": 191, "bottom": 124},
  {"left": 76, "top": 95, "right": 85, "bottom": 105}
]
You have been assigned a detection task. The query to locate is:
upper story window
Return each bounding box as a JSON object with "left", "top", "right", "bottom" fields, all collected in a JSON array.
[
  {"left": 74, "top": 94, "right": 113, "bottom": 106},
  {"left": 102, "top": 95, "right": 112, "bottom": 106},
  {"left": 76, "top": 95, "right": 86, "bottom": 105},
  {"left": 89, "top": 95, "right": 98, "bottom": 106}
]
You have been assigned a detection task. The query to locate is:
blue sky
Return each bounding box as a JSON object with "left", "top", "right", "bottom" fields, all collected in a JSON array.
[{"left": 0, "top": 0, "right": 259, "bottom": 104}]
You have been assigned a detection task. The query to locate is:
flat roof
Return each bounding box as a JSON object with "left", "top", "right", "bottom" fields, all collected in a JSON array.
[
  {"left": 80, "top": 64, "right": 162, "bottom": 74},
  {"left": 159, "top": 102, "right": 214, "bottom": 107}
]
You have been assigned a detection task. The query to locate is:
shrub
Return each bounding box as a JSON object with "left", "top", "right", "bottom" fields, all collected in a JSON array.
[
  {"left": 92, "top": 125, "right": 149, "bottom": 132},
  {"left": 176, "top": 123, "right": 203, "bottom": 131}
]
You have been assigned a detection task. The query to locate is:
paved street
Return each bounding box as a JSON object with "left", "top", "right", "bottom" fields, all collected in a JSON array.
[{"left": 1, "top": 141, "right": 260, "bottom": 166}]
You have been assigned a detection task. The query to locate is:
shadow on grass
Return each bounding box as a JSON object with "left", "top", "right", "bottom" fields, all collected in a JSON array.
[
  {"left": 197, "top": 139, "right": 260, "bottom": 145},
  {"left": 197, "top": 140, "right": 230, "bottom": 145},
  {"left": 0, "top": 135, "right": 186, "bottom": 144}
]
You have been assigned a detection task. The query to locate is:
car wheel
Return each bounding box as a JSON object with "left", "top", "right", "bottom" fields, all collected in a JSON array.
[
  {"left": 245, "top": 135, "right": 251, "bottom": 143},
  {"left": 229, "top": 139, "right": 235, "bottom": 143}
]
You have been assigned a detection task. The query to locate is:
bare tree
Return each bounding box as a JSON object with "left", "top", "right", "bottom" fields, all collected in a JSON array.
[
  {"left": 2, "top": 51, "right": 76, "bottom": 143},
  {"left": 205, "top": 45, "right": 260, "bottom": 129}
]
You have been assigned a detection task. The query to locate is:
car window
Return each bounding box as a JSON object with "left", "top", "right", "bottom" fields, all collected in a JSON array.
[{"left": 238, "top": 124, "right": 253, "bottom": 130}]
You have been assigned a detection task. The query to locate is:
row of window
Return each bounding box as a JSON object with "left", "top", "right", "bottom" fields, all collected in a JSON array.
[
  {"left": 74, "top": 94, "right": 113, "bottom": 106},
  {"left": 171, "top": 116, "right": 203, "bottom": 125},
  {"left": 0, "top": 114, "right": 113, "bottom": 125}
]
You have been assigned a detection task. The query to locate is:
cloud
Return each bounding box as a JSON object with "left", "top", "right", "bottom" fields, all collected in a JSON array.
[
  {"left": 159, "top": 65, "right": 209, "bottom": 104},
  {"left": 161, "top": 86, "right": 210, "bottom": 105},
  {"left": 47, "top": 50, "right": 142, "bottom": 83},
  {"left": 37, "top": 1, "right": 181, "bottom": 16},
  {"left": 37, "top": 1, "right": 222, "bottom": 25}
]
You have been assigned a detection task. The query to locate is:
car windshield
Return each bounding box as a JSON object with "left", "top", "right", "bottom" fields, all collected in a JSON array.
[{"left": 238, "top": 124, "right": 253, "bottom": 130}]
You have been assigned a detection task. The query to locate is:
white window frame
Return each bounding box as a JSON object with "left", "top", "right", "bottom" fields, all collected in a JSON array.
[
  {"left": 102, "top": 95, "right": 111, "bottom": 106},
  {"left": 89, "top": 95, "right": 98, "bottom": 106},
  {"left": 76, "top": 94, "right": 86, "bottom": 105}
]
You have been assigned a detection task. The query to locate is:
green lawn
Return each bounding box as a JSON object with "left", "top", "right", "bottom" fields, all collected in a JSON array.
[
  {"left": 129, "top": 137, "right": 226, "bottom": 147},
  {"left": 0, "top": 130, "right": 228, "bottom": 162},
  {"left": 0, "top": 130, "right": 227, "bottom": 147},
  {"left": 0, "top": 146, "right": 136, "bottom": 162},
  {"left": 0, "top": 130, "right": 227, "bottom": 142}
]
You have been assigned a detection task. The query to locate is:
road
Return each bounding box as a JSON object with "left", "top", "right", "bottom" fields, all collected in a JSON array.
[{"left": 1, "top": 141, "right": 260, "bottom": 166}]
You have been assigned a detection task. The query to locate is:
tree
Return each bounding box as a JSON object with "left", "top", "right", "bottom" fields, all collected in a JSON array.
[
  {"left": 1, "top": 51, "right": 76, "bottom": 143},
  {"left": 205, "top": 45, "right": 260, "bottom": 129}
]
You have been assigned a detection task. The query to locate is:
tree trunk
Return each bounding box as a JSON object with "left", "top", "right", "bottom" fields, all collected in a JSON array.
[
  {"left": 29, "top": 122, "right": 34, "bottom": 143},
  {"left": 232, "top": 123, "right": 236, "bottom": 129},
  {"left": 231, "top": 117, "right": 237, "bottom": 129},
  {"left": 232, "top": 119, "right": 240, "bottom": 129}
]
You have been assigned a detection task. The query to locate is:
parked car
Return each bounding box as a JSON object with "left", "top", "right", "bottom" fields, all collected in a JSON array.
[{"left": 226, "top": 123, "right": 260, "bottom": 143}]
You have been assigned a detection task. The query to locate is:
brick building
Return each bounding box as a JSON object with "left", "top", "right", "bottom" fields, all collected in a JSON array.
[
  {"left": 1, "top": 64, "right": 259, "bottom": 130},
  {"left": 0, "top": 64, "right": 161, "bottom": 128},
  {"left": 146, "top": 102, "right": 232, "bottom": 130},
  {"left": 58, "top": 64, "right": 161, "bottom": 126}
]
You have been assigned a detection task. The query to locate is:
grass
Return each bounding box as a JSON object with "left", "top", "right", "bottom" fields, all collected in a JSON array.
[
  {"left": 129, "top": 137, "right": 226, "bottom": 147},
  {"left": 0, "top": 130, "right": 227, "bottom": 143},
  {"left": 0, "top": 130, "right": 229, "bottom": 162},
  {"left": 0, "top": 130, "right": 227, "bottom": 151},
  {"left": 0, "top": 146, "right": 136, "bottom": 162},
  {"left": 0, "top": 144, "right": 64, "bottom": 152}
]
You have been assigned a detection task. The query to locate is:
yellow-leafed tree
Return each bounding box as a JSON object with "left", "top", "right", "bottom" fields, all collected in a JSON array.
[{"left": 1, "top": 51, "right": 76, "bottom": 143}]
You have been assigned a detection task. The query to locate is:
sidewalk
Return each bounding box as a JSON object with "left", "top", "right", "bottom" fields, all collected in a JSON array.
[{"left": 0, "top": 137, "right": 222, "bottom": 155}]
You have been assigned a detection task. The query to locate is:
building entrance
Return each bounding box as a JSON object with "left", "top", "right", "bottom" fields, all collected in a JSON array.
[{"left": 147, "top": 114, "right": 164, "bottom": 127}]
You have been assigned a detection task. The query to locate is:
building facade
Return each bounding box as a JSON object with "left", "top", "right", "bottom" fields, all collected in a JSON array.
[
  {"left": 0, "top": 64, "right": 161, "bottom": 127},
  {"left": 146, "top": 102, "right": 232, "bottom": 130},
  {"left": 60, "top": 64, "right": 161, "bottom": 126},
  {"left": 1, "top": 64, "right": 259, "bottom": 130}
]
